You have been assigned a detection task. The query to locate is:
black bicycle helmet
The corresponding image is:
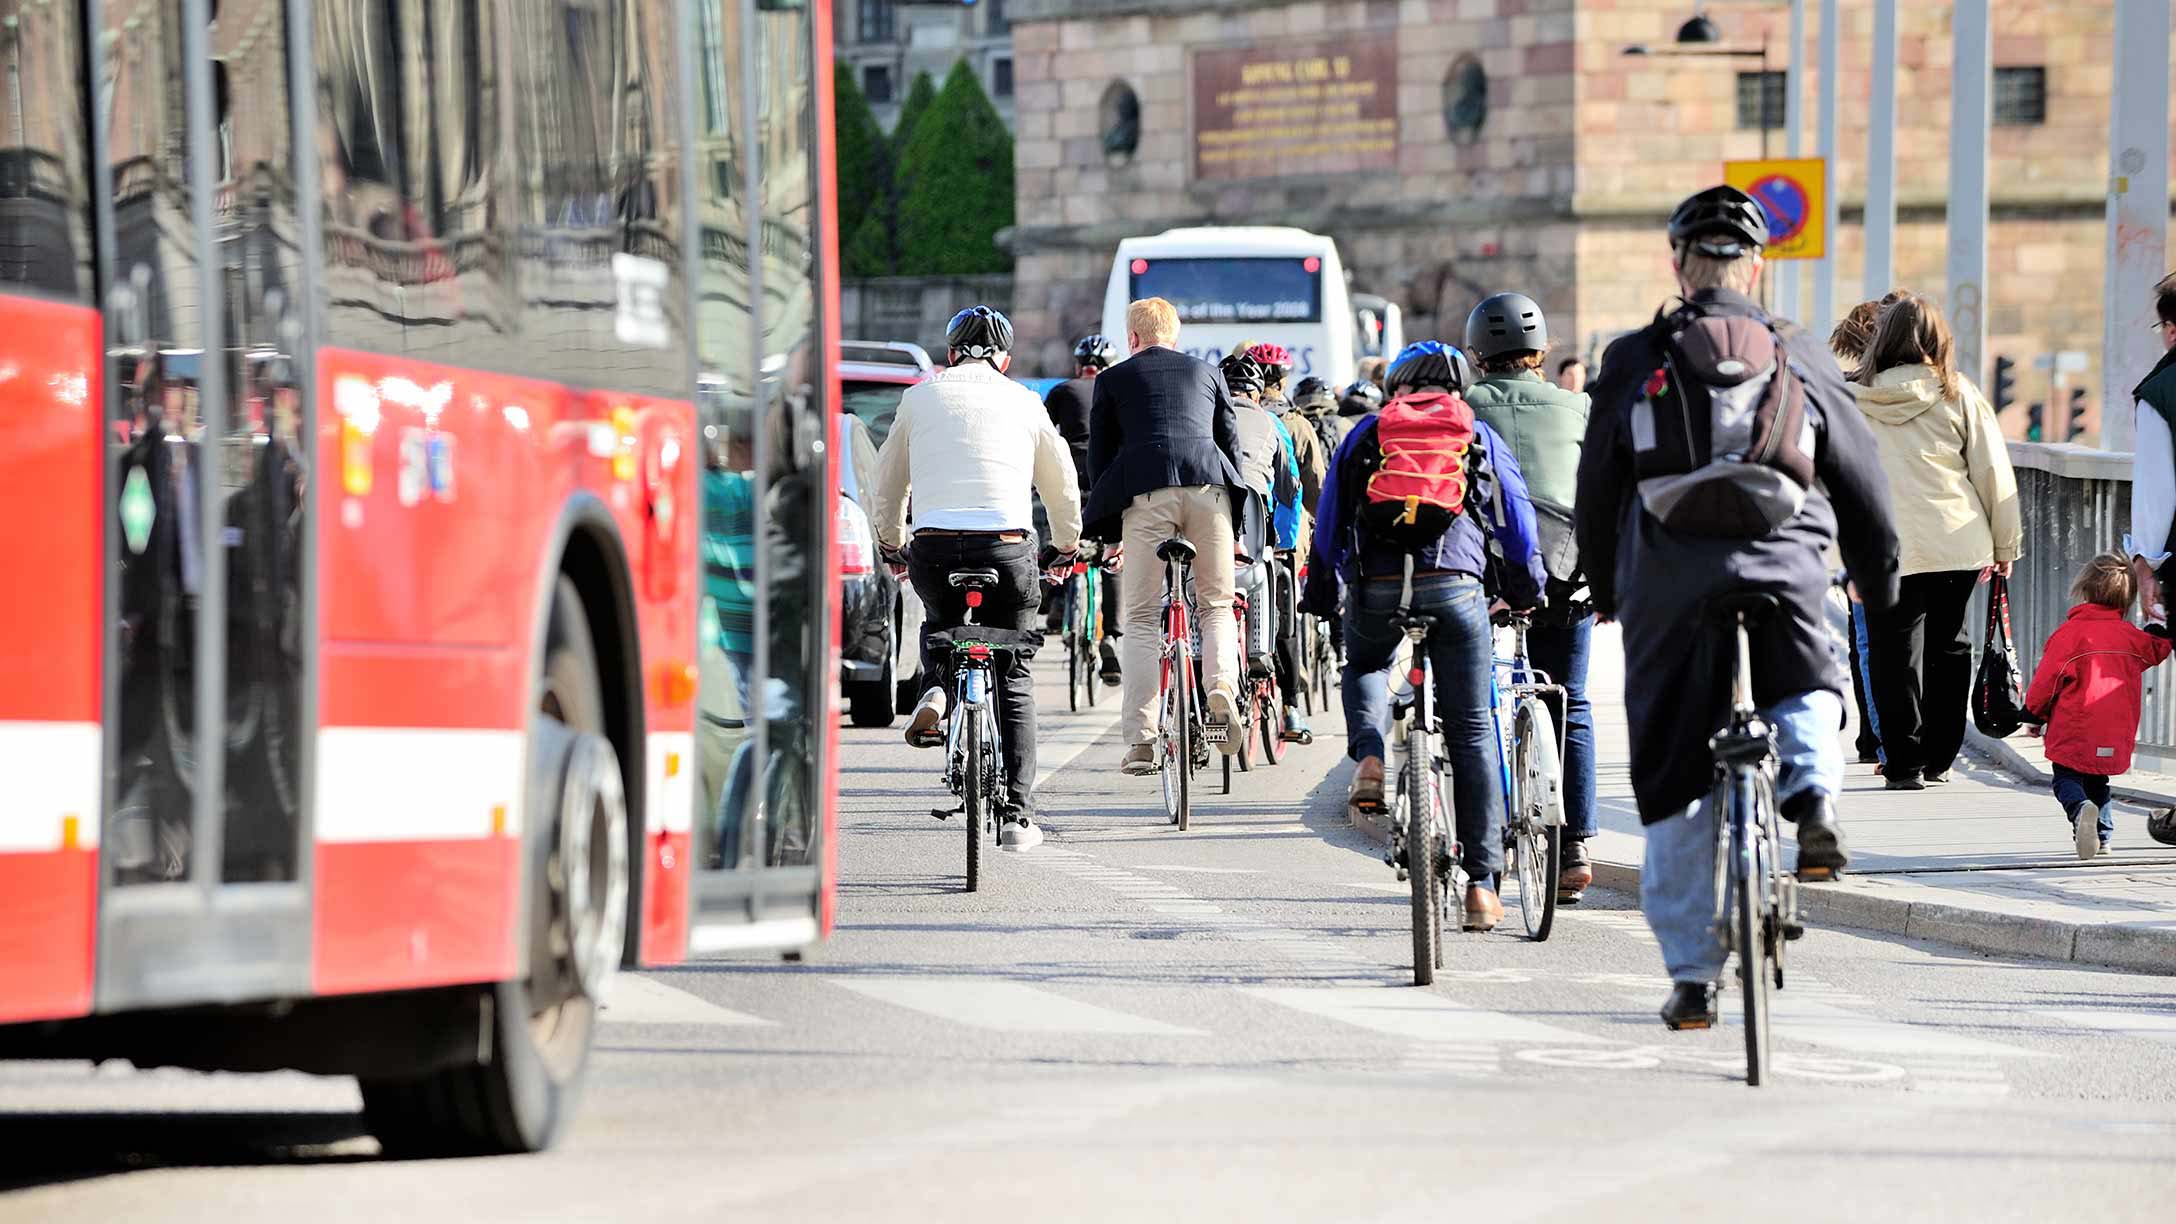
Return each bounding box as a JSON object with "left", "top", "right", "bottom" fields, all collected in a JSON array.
[
  {"left": 1666, "top": 185, "right": 1770, "bottom": 259},
  {"left": 1291, "top": 375, "right": 1335, "bottom": 412},
  {"left": 1338, "top": 379, "right": 1384, "bottom": 413},
  {"left": 1072, "top": 333, "right": 1117, "bottom": 371},
  {"left": 1219, "top": 351, "right": 1266, "bottom": 395},
  {"left": 1464, "top": 292, "right": 1549, "bottom": 364},
  {"left": 1384, "top": 341, "right": 1474, "bottom": 395},
  {"left": 946, "top": 304, "right": 1014, "bottom": 364}
]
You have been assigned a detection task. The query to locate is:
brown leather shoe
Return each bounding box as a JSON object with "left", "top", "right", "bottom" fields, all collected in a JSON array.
[
  {"left": 1348, "top": 756, "right": 1386, "bottom": 813},
  {"left": 1463, "top": 883, "right": 1504, "bottom": 932},
  {"left": 1557, "top": 863, "right": 1593, "bottom": 901}
]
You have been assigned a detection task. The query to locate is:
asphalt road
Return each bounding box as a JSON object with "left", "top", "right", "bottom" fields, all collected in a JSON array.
[{"left": 5, "top": 656, "right": 2176, "bottom": 1222}]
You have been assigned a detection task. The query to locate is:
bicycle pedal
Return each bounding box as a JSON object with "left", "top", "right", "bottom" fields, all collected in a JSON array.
[
  {"left": 930, "top": 807, "right": 959, "bottom": 821},
  {"left": 1202, "top": 722, "right": 1232, "bottom": 745}
]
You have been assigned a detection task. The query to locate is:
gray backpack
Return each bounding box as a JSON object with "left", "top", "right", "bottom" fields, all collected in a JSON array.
[{"left": 1629, "top": 311, "right": 1817, "bottom": 538}]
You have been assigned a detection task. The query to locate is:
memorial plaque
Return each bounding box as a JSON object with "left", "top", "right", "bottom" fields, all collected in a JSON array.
[{"left": 1190, "top": 34, "right": 1399, "bottom": 183}]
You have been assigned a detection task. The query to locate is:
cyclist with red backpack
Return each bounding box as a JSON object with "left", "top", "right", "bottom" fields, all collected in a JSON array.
[
  {"left": 1303, "top": 340, "right": 1546, "bottom": 931},
  {"left": 1574, "top": 186, "right": 1901, "bottom": 1029}
]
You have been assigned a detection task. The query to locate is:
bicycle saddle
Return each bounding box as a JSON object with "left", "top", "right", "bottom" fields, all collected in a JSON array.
[
  {"left": 1157, "top": 536, "right": 1197, "bottom": 564},
  {"left": 947, "top": 568, "right": 1001, "bottom": 590},
  {"left": 1708, "top": 592, "right": 1781, "bottom": 624}
]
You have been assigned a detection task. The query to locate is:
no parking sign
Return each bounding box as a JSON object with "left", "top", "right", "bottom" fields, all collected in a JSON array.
[{"left": 1724, "top": 157, "right": 1827, "bottom": 261}]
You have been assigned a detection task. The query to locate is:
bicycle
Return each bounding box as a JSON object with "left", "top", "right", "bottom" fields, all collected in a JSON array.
[
  {"left": 925, "top": 570, "right": 1039, "bottom": 892},
  {"left": 1705, "top": 592, "right": 1806, "bottom": 1087},
  {"left": 1062, "top": 550, "right": 1107, "bottom": 712},
  {"left": 1491, "top": 611, "right": 1566, "bottom": 942},
  {"left": 1381, "top": 555, "right": 1465, "bottom": 985},
  {"left": 1153, "top": 537, "right": 1211, "bottom": 830}
]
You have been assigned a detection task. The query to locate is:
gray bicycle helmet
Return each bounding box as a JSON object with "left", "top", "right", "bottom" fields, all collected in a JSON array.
[{"left": 1464, "top": 292, "right": 1549, "bottom": 364}]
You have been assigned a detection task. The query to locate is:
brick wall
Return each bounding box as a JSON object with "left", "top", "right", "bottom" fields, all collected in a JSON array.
[{"left": 1011, "top": 0, "right": 2175, "bottom": 421}]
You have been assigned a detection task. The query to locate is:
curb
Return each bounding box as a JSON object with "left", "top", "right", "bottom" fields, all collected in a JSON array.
[{"left": 1339, "top": 806, "right": 2176, "bottom": 975}]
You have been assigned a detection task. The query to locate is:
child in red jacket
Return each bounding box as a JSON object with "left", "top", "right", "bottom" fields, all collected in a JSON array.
[{"left": 2023, "top": 554, "right": 2173, "bottom": 859}]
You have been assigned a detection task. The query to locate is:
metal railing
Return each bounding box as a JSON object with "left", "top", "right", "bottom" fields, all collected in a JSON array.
[{"left": 1994, "top": 441, "right": 2176, "bottom": 771}]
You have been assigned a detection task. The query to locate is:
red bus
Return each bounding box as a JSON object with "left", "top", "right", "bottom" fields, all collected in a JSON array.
[{"left": 0, "top": 0, "right": 841, "bottom": 1155}]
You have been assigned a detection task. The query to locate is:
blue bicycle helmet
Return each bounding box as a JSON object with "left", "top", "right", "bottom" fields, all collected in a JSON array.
[
  {"left": 946, "top": 305, "right": 1014, "bottom": 365},
  {"left": 1384, "top": 340, "right": 1475, "bottom": 394}
]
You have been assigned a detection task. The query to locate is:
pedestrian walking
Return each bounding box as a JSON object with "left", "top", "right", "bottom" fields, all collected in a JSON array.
[
  {"left": 2023, "top": 554, "right": 2173, "bottom": 859},
  {"left": 1829, "top": 294, "right": 1901, "bottom": 767},
  {"left": 2124, "top": 272, "right": 2176, "bottom": 625},
  {"left": 1084, "top": 297, "right": 1250, "bottom": 772},
  {"left": 1852, "top": 291, "right": 2023, "bottom": 791}
]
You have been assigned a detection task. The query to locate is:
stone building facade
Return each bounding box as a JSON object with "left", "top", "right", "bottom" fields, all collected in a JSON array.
[
  {"left": 1005, "top": 0, "right": 2176, "bottom": 439},
  {"left": 837, "top": 0, "right": 1018, "bottom": 132}
]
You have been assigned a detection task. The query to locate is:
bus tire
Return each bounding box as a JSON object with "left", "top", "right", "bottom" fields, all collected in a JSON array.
[{"left": 362, "top": 578, "right": 625, "bottom": 1156}]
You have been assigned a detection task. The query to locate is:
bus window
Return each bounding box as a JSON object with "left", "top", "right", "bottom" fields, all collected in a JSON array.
[{"left": 1128, "top": 256, "right": 1323, "bottom": 325}]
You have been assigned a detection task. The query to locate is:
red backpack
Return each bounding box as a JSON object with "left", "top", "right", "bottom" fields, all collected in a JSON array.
[{"left": 1361, "top": 390, "right": 1478, "bottom": 549}]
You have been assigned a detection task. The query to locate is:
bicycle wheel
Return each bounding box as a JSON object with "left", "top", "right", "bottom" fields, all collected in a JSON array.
[
  {"left": 963, "top": 714, "right": 985, "bottom": 893},
  {"left": 1404, "top": 746, "right": 1440, "bottom": 986},
  {"left": 1735, "top": 776, "right": 1772, "bottom": 1087},
  {"left": 1512, "top": 701, "right": 1561, "bottom": 942}
]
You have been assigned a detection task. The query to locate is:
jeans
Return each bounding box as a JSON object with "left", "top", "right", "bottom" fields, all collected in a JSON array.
[
  {"left": 1870, "top": 569, "right": 1979, "bottom": 779},
  {"left": 908, "top": 533, "right": 1040, "bottom": 810},
  {"left": 1527, "top": 613, "right": 1596, "bottom": 841},
  {"left": 2052, "top": 764, "right": 2115, "bottom": 840},
  {"left": 1344, "top": 572, "right": 1502, "bottom": 879},
  {"left": 1641, "top": 689, "right": 1842, "bottom": 984},
  {"left": 1850, "top": 601, "right": 1884, "bottom": 763}
]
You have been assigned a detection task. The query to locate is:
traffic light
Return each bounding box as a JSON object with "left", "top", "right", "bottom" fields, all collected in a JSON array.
[
  {"left": 2026, "top": 401, "right": 2044, "bottom": 442},
  {"left": 1991, "top": 355, "right": 2017, "bottom": 417},
  {"left": 2067, "top": 387, "right": 2089, "bottom": 442}
]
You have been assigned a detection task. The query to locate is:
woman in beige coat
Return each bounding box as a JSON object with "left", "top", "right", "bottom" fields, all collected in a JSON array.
[{"left": 1853, "top": 292, "right": 2023, "bottom": 790}]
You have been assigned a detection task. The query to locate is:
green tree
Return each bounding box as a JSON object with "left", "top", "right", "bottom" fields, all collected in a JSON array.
[
  {"left": 833, "top": 64, "right": 893, "bottom": 277},
  {"left": 894, "top": 61, "right": 1015, "bottom": 276},
  {"left": 890, "top": 71, "right": 939, "bottom": 160}
]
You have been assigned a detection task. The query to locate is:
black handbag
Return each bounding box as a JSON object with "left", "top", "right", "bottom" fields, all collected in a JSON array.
[{"left": 1972, "top": 574, "right": 2029, "bottom": 738}]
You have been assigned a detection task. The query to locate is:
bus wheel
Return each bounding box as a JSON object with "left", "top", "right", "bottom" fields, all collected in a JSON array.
[{"left": 362, "top": 578, "right": 628, "bottom": 1157}]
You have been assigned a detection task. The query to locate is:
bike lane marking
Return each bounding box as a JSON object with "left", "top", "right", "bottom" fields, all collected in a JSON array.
[
  {"left": 1242, "top": 985, "right": 1607, "bottom": 1046},
  {"left": 830, "top": 976, "right": 1208, "bottom": 1036}
]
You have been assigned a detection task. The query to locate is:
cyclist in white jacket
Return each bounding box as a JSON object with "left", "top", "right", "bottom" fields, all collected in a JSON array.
[{"left": 872, "top": 306, "right": 1081, "bottom": 846}]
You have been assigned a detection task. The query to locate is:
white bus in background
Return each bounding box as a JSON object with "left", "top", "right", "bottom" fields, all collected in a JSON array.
[{"left": 1103, "top": 227, "right": 1398, "bottom": 388}]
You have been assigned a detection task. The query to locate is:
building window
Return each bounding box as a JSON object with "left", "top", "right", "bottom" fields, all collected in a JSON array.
[
  {"left": 987, "top": 0, "right": 1008, "bottom": 36},
  {"left": 857, "top": 0, "right": 894, "bottom": 44},
  {"left": 1993, "top": 66, "right": 2047, "bottom": 126},
  {"left": 1735, "top": 71, "right": 1785, "bottom": 130},
  {"left": 992, "top": 58, "right": 1013, "bottom": 99},
  {"left": 1100, "top": 81, "right": 1141, "bottom": 164},
  {"left": 863, "top": 64, "right": 894, "bottom": 104}
]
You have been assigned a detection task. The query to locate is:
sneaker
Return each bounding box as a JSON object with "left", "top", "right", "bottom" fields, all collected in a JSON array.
[
  {"left": 1205, "top": 687, "right": 1240, "bottom": 754},
  {"left": 1281, "top": 707, "right": 1312, "bottom": 744},
  {"left": 1557, "top": 837, "right": 1593, "bottom": 902},
  {"left": 1099, "top": 643, "right": 1123, "bottom": 685},
  {"left": 999, "top": 817, "right": 1044, "bottom": 850},
  {"left": 2075, "top": 803, "right": 2100, "bottom": 861},
  {"left": 1884, "top": 772, "right": 1925, "bottom": 792},
  {"left": 1348, "top": 756, "right": 1386, "bottom": 813},
  {"left": 1660, "top": 981, "right": 1720, "bottom": 1031},
  {"left": 1923, "top": 771, "right": 1952, "bottom": 785},
  {"left": 1120, "top": 744, "right": 1158, "bottom": 776},
  {"left": 905, "top": 688, "right": 945, "bottom": 748},
  {"left": 2099, "top": 838, "right": 2113, "bottom": 858}
]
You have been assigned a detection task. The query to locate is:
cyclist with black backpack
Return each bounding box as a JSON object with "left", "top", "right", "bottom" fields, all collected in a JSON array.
[
  {"left": 1304, "top": 340, "right": 1547, "bottom": 932},
  {"left": 1574, "top": 186, "right": 1900, "bottom": 1030},
  {"left": 1463, "top": 292, "right": 1598, "bottom": 902}
]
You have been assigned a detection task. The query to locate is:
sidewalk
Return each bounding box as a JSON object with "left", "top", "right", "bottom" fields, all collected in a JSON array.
[{"left": 1580, "top": 624, "right": 2176, "bottom": 973}]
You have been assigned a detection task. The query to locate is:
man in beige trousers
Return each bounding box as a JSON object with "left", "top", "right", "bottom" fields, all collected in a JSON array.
[{"left": 1082, "top": 299, "right": 1249, "bottom": 773}]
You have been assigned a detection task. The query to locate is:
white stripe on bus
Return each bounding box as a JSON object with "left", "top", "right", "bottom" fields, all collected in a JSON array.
[
  {"left": 0, "top": 721, "right": 100, "bottom": 852},
  {"left": 315, "top": 726, "right": 525, "bottom": 843}
]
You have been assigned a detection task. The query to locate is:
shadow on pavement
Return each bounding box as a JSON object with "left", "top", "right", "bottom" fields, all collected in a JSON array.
[{"left": 0, "top": 1111, "right": 377, "bottom": 1191}]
